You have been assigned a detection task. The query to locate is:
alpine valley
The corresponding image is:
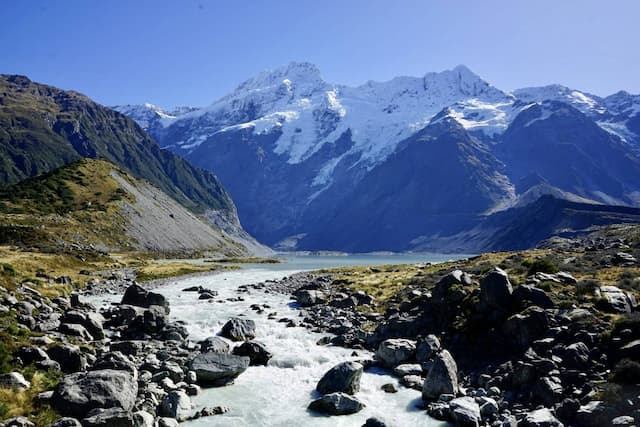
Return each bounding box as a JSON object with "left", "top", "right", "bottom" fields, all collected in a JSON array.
[{"left": 115, "top": 62, "right": 640, "bottom": 253}]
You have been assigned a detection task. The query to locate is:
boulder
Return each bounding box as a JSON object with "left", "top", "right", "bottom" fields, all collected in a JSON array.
[
  {"left": 159, "top": 391, "right": 193, "bottom": 421},
  {"left": 480, "top": 267, "right": 513, "bottom": 309},
  {"left": 449, "top": 397, "right": 480, "bottom": 427},
  {"left": 363, "top": 418, "right": 387, "bottom": 427},
  {"left": 613, "top": 252, "right": 637, "bottom": 266},
  {"left": 16, "top": 346, "right": 49, "bottom": 365},
  {"left": 513, "top": 285, "right": 554, "bottom": 309},
  {"left": 0, "top": 372, "right": 30, "bottom": 390},
  {"left": 220, "top": 318, "right": 256, "bottom": 341},
  {"left": 232, "top": 341, "right": 272, "bottom": 366},
  {"left": 422, "top": 350, "right": 458, "bottom": 400},
  {"left": 416, "top": 335, "right": 441, "bottom": 362},
  {"left": 519, "top": 408, "right": 564, "bottom": 427},
  {"left": 81, "top": 408, "right": 134, "bottom": 427},
  {"left": 121, "top": 284, "right": 169, "bottom": 314},
  {"left": 612, "top": 416, "right": 636, "bottom": 426},
  {"left": 58, "top": 323, "right": 93, "bottom": 341},
  {"left": 157, "top": 419, "right": 179, "bottom": 427},
  {"left": 563, "top": 342, "right": 590, "bottom": 368},
  {"left": 501, "top": 306, "right": 549, "bottom": 350},
  {"left": 45, "top": 418, "right": 82, "bottom": 427},
  {"left": 599, "top": 286, "right": 633, "bottom": 313},
  {"left": 308, "top": 392, "right": 365, "bottom": 415},
  {"left": 50, "top": 369, "right": 138, "bottom": 418},
  {"left": 188, "top": 352, "right": 249, "bottom": 386},
  {"left": 316, "top": 361, "right": 363, "bottom": 395},
  {"left": 132, "top": 411, "right": 155, "bottom": 427},
  {"left": 575, "top": 401, "right": 618, "bottom": 427},
  {"left": 2, "top": 417, "right": 35, "bottom": 427},
  {"left": 393, "top": 364, "right": 422, "bottom": 376},
  {"left": 375, "top": 339, "right": 416, "bottom": 368},
  {"left": 295, "top": 290, "right": 327, "bottom": 307},
  {"left": 47, "top": 344, "right": 87, "bottom": 373}
]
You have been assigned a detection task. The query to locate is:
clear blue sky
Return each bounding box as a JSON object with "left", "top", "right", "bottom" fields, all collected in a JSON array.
[{"left": 2, "top": 0, "right": 639, "bottom": 108}]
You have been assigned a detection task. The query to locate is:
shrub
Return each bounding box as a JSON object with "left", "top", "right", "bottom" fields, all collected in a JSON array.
[
  {"left": 613, "top": 359, "right": 640, "bottom": 384},
  {"left": 576, "top": 279, "right": 600, "bottom": 296},
  {"left": 525, "top": 258, "right": 559, "bottom": 276}
]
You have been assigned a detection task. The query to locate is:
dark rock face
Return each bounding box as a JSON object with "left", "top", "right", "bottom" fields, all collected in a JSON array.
[
  {"left": 232, "top": 341, "right": 272, "bottom": 366},
  {"left": 308, "top": 392, "right": 365, "bottom": 415},
  {"left": 188, "top": 352, "right": 250, "bottom": 386},
  {"left": 51, "top": 369, "right": 138, "bottom": 418},
  {"left": 316, "top": 361, "right": 363, "bottom": 395},
  {"left": 220, "top": 318, "right": 256, "bottom": 341}
]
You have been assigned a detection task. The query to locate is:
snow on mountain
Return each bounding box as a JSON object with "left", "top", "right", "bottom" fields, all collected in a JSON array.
[
  {"left": 512, "top": 84, "right": 606, "bottom": 115},
  {"left": 112, "top": 103, "right": 196, "bottom": 131},
  {"left": 156, "top": 63, "right": 516, "bottom": 169},
  {"left": 118, "top": 62, "right": 640, "bottom": 183}
]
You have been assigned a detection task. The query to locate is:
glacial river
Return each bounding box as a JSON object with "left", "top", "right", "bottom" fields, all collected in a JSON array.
[{"left": 94, "top": 254, "right": 469, "bottom": 426}]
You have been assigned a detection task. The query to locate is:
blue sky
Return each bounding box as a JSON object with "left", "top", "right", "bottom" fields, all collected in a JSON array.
[{"left": 2, "top": 0, "right": 639, "bottom": 107}]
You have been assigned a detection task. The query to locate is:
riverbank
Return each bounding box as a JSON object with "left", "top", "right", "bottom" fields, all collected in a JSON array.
[{"left": 261, "top": 225, "right": 640, "bottom": 426}]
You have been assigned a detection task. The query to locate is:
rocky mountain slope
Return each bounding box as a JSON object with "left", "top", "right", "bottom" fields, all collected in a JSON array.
[
  {"left": 117, "top": 63, "right": 640, "bottom": 251},
  {"left": 0, "top": 74, "right": 266, "bottom": 255},
  {"left": 0, "top": 158, "right": 248, "bottom": 254}
]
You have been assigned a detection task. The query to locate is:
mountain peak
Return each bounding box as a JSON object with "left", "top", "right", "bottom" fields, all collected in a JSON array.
[
  {"left": 422, "top": 65, "right": 503, "bottom": 100},
  {"left": 233, "top": 61, "right": 325, "bottom": 95}
]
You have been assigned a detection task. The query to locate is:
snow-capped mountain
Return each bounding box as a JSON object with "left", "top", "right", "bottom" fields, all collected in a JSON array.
[{"left": 118, "top": 62, "right": 640, "bottom": 251}]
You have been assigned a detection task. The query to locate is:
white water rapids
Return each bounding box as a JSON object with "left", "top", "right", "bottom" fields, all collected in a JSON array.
[{"left": 93, "top": 254, "right": 464, "bottom": 426}]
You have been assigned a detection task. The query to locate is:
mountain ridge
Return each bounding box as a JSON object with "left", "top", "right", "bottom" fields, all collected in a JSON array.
[{"left": 116, "top": 63, "right": 640, "bottom": 252}]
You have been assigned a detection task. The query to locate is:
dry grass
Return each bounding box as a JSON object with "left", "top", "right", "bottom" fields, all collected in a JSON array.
[
  {"left": 0, "top": 371, "right": 61, "bottom": 425},
  {"left": 134, "top": 260, "right": 237, "bottom": 282}
]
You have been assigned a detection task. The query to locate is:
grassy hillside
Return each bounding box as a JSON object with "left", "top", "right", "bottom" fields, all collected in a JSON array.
[
  {"left": 0, "top": 74, "right": 234, "bottom": 215},
  {"left": 0, "top": 158, "right": 249, "bottom": 257}
]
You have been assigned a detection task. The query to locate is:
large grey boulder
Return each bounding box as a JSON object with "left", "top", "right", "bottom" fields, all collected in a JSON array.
[
  {"left": 50, "top": 369, "right": 138, "bottom": 418},
  {"left": 220, "top": 318, "right": 256, "bottom": 341},
  {"left": 316, "top": 361, "right": 363, "bottom": 395},
  {"left": 159, "top": 391, "right": 193, "bottom": 421},
  {"left": 376, "top": 338, "right": 416, "bottom": 368},
  {"left": 480, "top": 267, "right": 513, "bottom": 309},
  {"left": 519, "top": 408, "right": 564, "bottom": 426},
  {"left": 308, "top": 392, "right": 365, "bottom": 415},
  {"left": 232, "top": 341, "right": 272, "bottom": 366},
  {"left": 449, "top": 397, "right": 480, "bottom": 427},
  {"left": 599, "top": 286, "right": 633, "bottom": 313},
  {"left": 188, "top": 352, "right": 249, "bottom": 386},
  {"left": 422, "top": 350, "right": 458, "bottom": 400}
]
